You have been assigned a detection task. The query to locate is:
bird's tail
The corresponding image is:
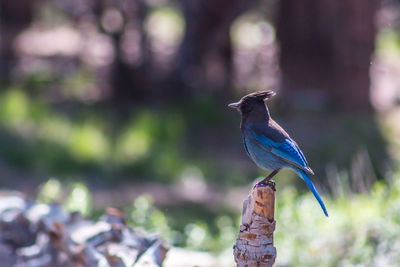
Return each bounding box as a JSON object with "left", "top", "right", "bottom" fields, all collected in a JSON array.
[{"left": 296, "top": 169, "right": 329, "bottom": 217}]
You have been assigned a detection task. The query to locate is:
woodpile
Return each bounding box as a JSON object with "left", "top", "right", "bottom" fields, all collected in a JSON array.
[{"left": 0, "top": 192, "right": 169, "bottom": 267}]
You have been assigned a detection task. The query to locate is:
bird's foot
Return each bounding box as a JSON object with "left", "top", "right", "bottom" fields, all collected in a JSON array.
[
  {"left": 253, "top": 169, "right": 279, "bottom": 190},
  {"left": 254, "top": 179, "right": 276, "bottom": 191}
]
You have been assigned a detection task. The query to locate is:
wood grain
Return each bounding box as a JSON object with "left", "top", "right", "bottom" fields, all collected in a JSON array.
[{"left": 233, "top": 181, "right": 277, "bottom": 267}]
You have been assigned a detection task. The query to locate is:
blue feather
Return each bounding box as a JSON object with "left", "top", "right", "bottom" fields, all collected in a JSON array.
[
  {"left": 296, "top": 169, "right": 328, "bottom": 217},
  {"left": 250, "top": 130, "right": 276, "bottom": 147},
  {"left": 251, "top": 131, "right": 311, "bottom": 173},
  {"left": 272, "top": 139, "right": 308, "bottom": 168}
]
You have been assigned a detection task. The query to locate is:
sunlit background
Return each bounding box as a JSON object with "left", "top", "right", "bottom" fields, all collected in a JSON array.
[{"left": 2, "top": 0, "right": 400, "bottom": 266}]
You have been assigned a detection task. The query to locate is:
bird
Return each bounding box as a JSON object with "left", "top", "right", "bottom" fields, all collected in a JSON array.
[{"left": 228, "top": 90, "right": 328, "bottom": 216}]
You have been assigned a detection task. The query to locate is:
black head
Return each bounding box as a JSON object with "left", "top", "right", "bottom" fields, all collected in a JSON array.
[{"left": 228, "top": 90, "right": 276, "bottom": 114}]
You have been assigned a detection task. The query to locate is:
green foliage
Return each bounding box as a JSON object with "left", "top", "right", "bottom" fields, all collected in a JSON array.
[
  {"left": 69, "top": 124, "right": 109, "bottom": 162},
  {"left": 0, "top": 87, "right": 252, "bottom": 185},
  {"left": 126, "top": 193, "right": 237, "bottom": 252},
  {"left": 37, "top": 178, "right": 92, "bottom": 216},
  {"left": 64, "top": 182, "right": 92, "bottom": 216},
  {"left": 37, "top": 178, "right": 63, "bottom": 203},
  {"left": 128, "top": 194, "right": 171, "bottom": 237},
  {"left": 0, "top": 88, "right": 186, "bottom": 179},
  {"left": 0, "top": 89, "right": 30, "bottom": 126},
  {"left": 274, "top": 180, "right": 400, "bottom": 267},
  {"left": 376, "top": 29, "right": 400, "bottom": 55},
  {"left": 114, "top": 111, "right": 186, "bottom": 180}
]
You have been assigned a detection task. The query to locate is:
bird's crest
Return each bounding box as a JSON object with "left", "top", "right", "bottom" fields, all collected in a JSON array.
[
  {"left": 241, "top": 90, "right": 276, "bottom": 102},
  {"left": 228, "top": 90, "right": 276, "bottom": 113}
]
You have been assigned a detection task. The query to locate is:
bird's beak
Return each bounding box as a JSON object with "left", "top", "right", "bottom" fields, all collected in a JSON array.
[{"left": 228, "top": 102, "right": 241, "bottom": 109}]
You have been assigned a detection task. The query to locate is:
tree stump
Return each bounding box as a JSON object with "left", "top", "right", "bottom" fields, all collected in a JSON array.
[{"left": 233, "top": 181, "right": 277, "bottom": 267}]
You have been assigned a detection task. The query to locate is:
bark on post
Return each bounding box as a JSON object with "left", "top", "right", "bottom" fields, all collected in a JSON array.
[{"left": 233, "top": 181, "right": 277, "bottom": 267}]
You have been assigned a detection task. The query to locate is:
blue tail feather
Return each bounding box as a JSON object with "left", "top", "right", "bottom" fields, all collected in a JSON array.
[{"left": 296, "top": 169, "right": 328, "bottom": 217}]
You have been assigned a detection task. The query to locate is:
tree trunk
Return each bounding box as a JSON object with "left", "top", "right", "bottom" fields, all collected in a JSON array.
[
  {"left": 277, "top": 0, "right": 379, "bottom": 111},
  {"left": 93, "top": 0, "right": 150, "bottom": 103},
  {"left": 169, "top": 0, "right": 256, "bottom": 97},
  {"left": 233, "top": 181, "right": 277, "bottom": 267},
  {"left": 0, "top": 0, "right": 35, "bottom": 81}
]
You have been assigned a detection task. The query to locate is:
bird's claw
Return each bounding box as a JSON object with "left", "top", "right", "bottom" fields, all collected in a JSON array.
[{"left": 254, "top": 179, "right": 276, "bottom": 191}]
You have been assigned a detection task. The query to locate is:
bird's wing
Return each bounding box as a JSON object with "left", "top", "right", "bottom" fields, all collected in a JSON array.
[
  {"left": 247, "top": 122, "right": 314, "bottom": 175},
  {"left": 271, "top": 139, "right": 314, "bottom": 175},
  {"left": 242, "top": 136, "right": 251, "bottom": 157}
]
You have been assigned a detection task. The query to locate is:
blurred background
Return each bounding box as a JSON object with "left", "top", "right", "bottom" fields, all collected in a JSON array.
[{"left": 2, "top": 0, "right": 400, "bottom": 266}]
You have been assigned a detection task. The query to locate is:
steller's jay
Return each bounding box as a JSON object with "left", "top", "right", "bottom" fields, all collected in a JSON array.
[{"left": 229, "top": 90, "right": 328, "bottom": 216}]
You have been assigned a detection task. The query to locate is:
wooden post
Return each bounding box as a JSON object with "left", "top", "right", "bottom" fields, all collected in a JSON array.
[{"left": 233, "top": 181, "right": 277, "bottom": 267}]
